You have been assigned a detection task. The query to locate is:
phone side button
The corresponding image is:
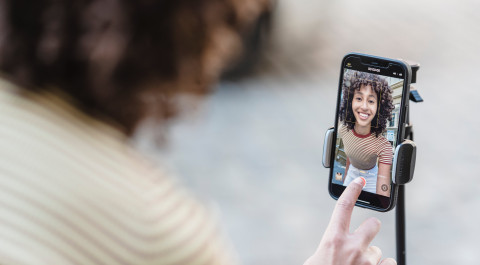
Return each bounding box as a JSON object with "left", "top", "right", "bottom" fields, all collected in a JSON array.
[{"left": 402, "top": 105, "right": 409, "bottom": 140}]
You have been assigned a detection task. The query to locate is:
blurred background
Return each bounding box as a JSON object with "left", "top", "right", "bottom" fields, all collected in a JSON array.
[{"left": 136, "top": 0, "right": 480, "bottom": 264}]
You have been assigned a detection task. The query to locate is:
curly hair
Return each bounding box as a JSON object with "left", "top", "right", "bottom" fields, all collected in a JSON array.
[
  {"left": 0, "top": 0, "right": 268, "bottom": 135},
  {"left": 338, "top": 70, "right": 394, "bottom": 137}
]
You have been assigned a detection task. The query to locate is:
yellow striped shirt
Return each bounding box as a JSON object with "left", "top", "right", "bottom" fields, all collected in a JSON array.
[{"left": 0, "top": 77, "right": 237, "bottom": 265}]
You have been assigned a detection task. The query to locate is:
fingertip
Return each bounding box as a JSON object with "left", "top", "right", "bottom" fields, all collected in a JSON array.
[
  {"left": 364, "top": 245, "right": 382, "bottom": 265},
  {"left": 354, "top": 217, "right": 382, "bottom": 245},
  {"left": 368, "top": 217, "right": 382, "bottom": 233},
  {"left": 380, "top": 258, "right": 397, "bottom": 265},
  {"left": 368, "top": 245, "right": 382, "bottom": 256},
  {"left": 355, "top": 217, "right": 381, "bottom": 233},
  {"left": 345, "top": 177, "right": 364, "bottom": 197},
  {"left": 353, "top": 176, "right": 366, "bottom": 187},
  {"left": 368, "top": 217, "right": 382, "bottom": 227}
]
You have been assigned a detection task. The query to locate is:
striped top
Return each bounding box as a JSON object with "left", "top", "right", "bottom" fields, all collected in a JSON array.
[
  {"left": 0, "top": 77, "right": 237, "bottom": 265},
  {"left": 339, "top": 124, "right": 393, "bottom": 170}
]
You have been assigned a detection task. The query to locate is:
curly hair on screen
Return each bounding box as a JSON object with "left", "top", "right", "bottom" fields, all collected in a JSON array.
[
  {"left": 0, "top": 0, "right": 266, "bottom": 135},
  {"left": 338, "top": 70, "right": 394, "bottom": 137}
]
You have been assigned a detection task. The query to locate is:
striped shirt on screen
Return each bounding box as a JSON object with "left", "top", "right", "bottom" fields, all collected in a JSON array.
[{"left": 339, "top": 124, "right": 393, "bottom": 170}]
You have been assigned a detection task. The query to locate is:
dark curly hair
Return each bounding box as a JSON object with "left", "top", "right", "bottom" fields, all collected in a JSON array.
[
  {"left": 0, "top": 0, "right": 268, "bottom": 135},
  {"left": 338, "top": 70, "right": 394, "bottom": 137}
]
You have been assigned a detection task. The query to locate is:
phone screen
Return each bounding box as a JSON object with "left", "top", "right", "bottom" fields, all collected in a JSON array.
[{"left": 329, "top": 54, "right": 410, "bottom": 211}]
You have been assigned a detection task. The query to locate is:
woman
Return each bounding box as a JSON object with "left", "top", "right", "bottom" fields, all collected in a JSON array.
[
  {"left": 0, "top": 1, "right": 395, "bottom": 264},
  {"left": 338, "top": 70, "right": 395, "bottom": 196}
]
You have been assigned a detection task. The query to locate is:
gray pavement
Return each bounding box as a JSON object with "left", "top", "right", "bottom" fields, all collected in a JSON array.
[{"left": 136, "top": 1, "right": 480, "bottom": 264}]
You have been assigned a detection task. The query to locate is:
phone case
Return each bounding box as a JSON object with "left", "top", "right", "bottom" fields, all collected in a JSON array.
[{"left": 327, "top": 52, "right": 412, "bottom": 212}]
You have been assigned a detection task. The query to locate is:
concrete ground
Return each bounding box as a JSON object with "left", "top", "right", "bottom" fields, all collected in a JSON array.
[{"left": 136, "top": 1, "right": 480, "bottom": 264}]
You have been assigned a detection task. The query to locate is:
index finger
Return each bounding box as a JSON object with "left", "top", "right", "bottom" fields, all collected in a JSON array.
[{"left": 328, "top": 177, "right": 366, "bottom": 233}]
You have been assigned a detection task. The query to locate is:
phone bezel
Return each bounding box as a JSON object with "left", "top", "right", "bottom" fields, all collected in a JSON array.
[{"left": 328, "top": 52, "right": 412, "bottom": 212}]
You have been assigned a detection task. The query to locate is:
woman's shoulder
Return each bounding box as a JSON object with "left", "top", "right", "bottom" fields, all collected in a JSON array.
[
  {"left": 375, "top": 134, "right": 394, "bottom": 151},
  {"left": 339, "top": 123, "right": 349, "bottom": 136},
  {"left": 0, "top": 80, "right": 237, "bottom": 264}
]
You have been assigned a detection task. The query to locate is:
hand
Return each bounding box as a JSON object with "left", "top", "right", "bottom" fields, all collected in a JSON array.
[{"left": 304, "top": 177, "right": 396, "bottom": 265}]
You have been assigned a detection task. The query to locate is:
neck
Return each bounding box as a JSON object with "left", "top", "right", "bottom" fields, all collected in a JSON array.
[{"left": 354, "top": 124, "right": 371, "bottom": 135}]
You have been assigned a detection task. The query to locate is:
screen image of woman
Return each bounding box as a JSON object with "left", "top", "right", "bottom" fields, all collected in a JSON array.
[{"left": 338, "top": 70, "right": 395, "bottom": 196}]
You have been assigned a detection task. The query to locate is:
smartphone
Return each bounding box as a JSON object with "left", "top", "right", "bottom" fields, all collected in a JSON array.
[{"left": 328, "top": 53, "right": 412, "bottom": 212}]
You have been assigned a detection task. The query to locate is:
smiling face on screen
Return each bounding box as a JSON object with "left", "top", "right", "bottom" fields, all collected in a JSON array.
[{"left": 352, "top": 84, "right": 377, "bottom": 133}]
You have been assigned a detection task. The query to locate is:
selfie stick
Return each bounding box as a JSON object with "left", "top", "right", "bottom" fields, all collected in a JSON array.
[
  {"left": 322, "top": 61, "right": 422, "bottom": 265},
  {"left": 396, "top": 61, "right": 422, "bottom": 265}
]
